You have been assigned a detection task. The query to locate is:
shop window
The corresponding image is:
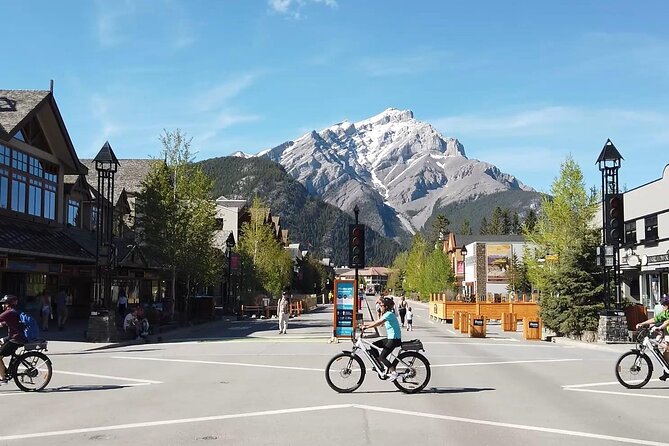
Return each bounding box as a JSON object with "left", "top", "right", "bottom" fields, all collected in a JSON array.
[
  {"left": 624, "top": 221, "right": 637, "bottom": 245},
  {"left": 644, "top": 215, "right": 658, "bottom": 242}
]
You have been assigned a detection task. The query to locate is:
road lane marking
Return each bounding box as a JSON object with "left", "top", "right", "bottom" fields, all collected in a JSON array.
[
  {"left": 0, "top": 404, "right": 352, "bottom": 441},
  {"left": 112, "top": 356, "right": 324, "bottom": 372},
  {"left": 564, "top": 387, "right": 669, "bottom": 399},
  {"left": 355, "top": 404, "right": 669, "bottom": 446},
  {"left": 423, "top": 341, "right": 553, "bottom": 347},
  {"left": 2, "top": 403, "right": 664, "bottom": 445},
  {"left": 53, "top": 370, "right": 163, "bottom": 384},
  {"left": 431, "top": 358, "right": 581, "bottom": 368}
]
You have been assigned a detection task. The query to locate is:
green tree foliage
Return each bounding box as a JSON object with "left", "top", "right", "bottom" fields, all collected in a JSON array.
[
  {"left": 479, "top": 217, "right": 489, "bottom": 235},
  {"left": 402, "top": 234, "right": 455, "bottom": 301},
  {"left": 137, "top": 129, "right": 221, "bottom": 312},
  {"left": 237, "top": 197, "right": 293, "bottom": 299},
  {"left": 511, "top": 212, "right": 521, "bottom": 235},
  {"left": 459, "top": 219, "right": 473, "bottom": 235},
  {"left": 523, "top": 208, "right": 538, "bottom": 233},
  {"left": 523, "top": 156, "right": 603, "bottom": 336},
  {"left": 429, "top": 214, "right": 450, "bottom": 247},
  {"left": 387, "top": 251, "right": 408, "bottom": 293},
  {"left": 506, "top": 254, "right": 531, "bottom": 296}
]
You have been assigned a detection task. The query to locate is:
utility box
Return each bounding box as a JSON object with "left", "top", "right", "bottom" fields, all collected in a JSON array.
[
  {"left": 459, "top": 312, "right": 470, "bottom": 334},
  {"left": 502, "top": 312, "right": 517, "bottom": 331},
  {"left": 469, "top": 315, "right": 486, "bottom": 338},
  {"left": 523, "top": 317, "right": 542, "bottom": 340},
  {"left": 453, "top": 311, "right": 461, "bottom": 330}
]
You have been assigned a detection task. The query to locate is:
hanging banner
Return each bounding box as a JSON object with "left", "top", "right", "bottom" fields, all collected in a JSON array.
[{"left": 333, "top": 278, "right": 356, "bottom": 337}]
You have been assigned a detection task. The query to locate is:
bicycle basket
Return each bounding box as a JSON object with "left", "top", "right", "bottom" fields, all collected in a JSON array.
[
  {"left": 23, "top": 340, "right": 48, "bottom": 351},
  {"left": 401, "top": 339, "right": 424, "bottom": 351}
]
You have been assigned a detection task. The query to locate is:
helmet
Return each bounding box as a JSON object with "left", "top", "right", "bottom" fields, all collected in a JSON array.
[
  {"left": 0, "top": 295, "right": 18, "bottom": 306},
  {"left": 382, "top": 297, "right": 395, "bottom": 309},
  {"left": 661, "top": 296, "right": 669, "bottom": 306}
]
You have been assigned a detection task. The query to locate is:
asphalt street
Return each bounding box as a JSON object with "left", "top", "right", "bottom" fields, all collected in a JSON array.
[{"left": 0, "top": 298, "right": 667, "bottom": 446}]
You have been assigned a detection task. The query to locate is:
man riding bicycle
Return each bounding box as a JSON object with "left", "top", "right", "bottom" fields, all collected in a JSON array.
[
  {"left": 362, "top": 297, "right": 401, "bottom": 382},
  {"left": 0, "top": 295, "right": 26, "bottom": 384},
  {"left": 636, "top": 295, "right": 669, "bottom": 381}
]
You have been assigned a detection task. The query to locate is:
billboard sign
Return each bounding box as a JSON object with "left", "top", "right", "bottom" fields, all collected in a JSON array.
[{"left": 486, "top": 244, "right": 511, "bottom": 282}]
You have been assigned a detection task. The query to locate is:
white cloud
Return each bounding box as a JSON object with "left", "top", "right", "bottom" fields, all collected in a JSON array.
[
  {"left": 194, "top": 73, "right": 261, "bottom": 113},
  {"left": 95, "top": 0, "right": 137, "bottom": 47},
  {"left": 268, "top": 0, "right": 337, "bottom": 19}
]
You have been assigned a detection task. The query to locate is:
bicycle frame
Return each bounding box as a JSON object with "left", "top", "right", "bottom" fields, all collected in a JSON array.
[
  {"left": 638, "top": 334, "right": 669, "bottom": 374},
  {"left": 347, "top": 331, "right": 407, "bottom": 379}
]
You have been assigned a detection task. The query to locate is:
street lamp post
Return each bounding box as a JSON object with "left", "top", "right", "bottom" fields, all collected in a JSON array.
[
  {"left": 225, "top": 232, "right": 236, "bottom": 318},
  {"left": 460, "top": 245, "right": 468, "bottom": 299}
]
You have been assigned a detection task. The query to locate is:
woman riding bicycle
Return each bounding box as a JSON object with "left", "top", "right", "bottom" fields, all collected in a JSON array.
[
  {"left": 636, "top": 295, "right": 669, "bottom": 381},
  {"left": 362, "top": 297, "right": 401, "bottom": 382},
  {"left": 0, "top": 295, "right": 26, "bottom": 384}
]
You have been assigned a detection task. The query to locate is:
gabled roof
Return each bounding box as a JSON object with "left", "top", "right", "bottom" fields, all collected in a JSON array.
[
  {"left": 0, "top": 89, "right": 87, "bottom": 175},
  {"left": 0, "top": 90, "right": 50, "bottom": 139},
  {"left": 80, "top": 158, "right": 160, "bottom": 205}
]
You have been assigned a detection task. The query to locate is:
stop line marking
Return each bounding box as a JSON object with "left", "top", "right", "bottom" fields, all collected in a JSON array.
[{"left": 563, "top": 380, "right": 669, "bottom": 400}]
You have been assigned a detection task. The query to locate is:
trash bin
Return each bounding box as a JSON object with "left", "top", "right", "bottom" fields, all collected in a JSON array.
[
  {"left": 523, "top": 317, "right": 542, "bottom": 340},
  {"left": 502, "top": 312, "right": 517, "bottom": 331},
  {"left": 469, "top": 315, "right": 486, "bottom": 338}
]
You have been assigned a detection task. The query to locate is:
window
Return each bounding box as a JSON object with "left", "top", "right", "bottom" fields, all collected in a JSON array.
[
  {"left": 624, "top": 221, "right": 637, "bottom": 245},
  {"left": 12, "top": 150, "right": 28, "bottom": 172},
  {"left": 0, "top": 144, "right": 10, "bottom": 165},
  {"left": 91, "top": 205, "right": 99, "bottom": 230},
  {"left": 43, "top": 183, "right": 56, "bottom": 220},
  {"left": 0, "top": 167, "right": 8, "bottom": 209},
  {"left": 11, "top": 172, "right": 26, "bottom": 213},
  {"left": 29, "top": 157, "right": 43, "bottom": 177},
  {"left": 28, "top": 178, "right": 42, "bottom": 216},
  {"left": 14, "top": 130, "right": 26, "bottom": 142},
  {"left": 67, "top": 199, "right": 80, "bottom": 227},
  {"left": 645, "top": 215, "right": 658, "bottom": 242}
]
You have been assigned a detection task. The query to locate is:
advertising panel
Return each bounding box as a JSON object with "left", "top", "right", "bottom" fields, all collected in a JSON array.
[
  {"left": 334, "top": 278, "right": 356, "bottom": 337},
  {"left": 486, "top": 244, "right": 511, "bottom": 282}
]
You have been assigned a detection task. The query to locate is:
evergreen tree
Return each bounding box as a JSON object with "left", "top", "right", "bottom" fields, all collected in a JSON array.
[
  {"left": 507, "top": 254, "right": 531, "bottom": 296},
  {"left": 523, "top": 156, "right": 603, "bottom": 336},
  {"left": 479, "top": 217, "right": 489, "bottom": 235},
  {"left": 511, "top": 212, "right": 521, "bottom": 235},
  {"left": 430, "top": 214, "right": 450, "bottom": 248},
  {"left": 387, "top": 251, "right": 408, "bottom": 294},
  {"left": 523, "top": 208, "right": 538, "bottom": 233},
  {"left": 460, "top": 219, "right": 473, "bottom": 236}
]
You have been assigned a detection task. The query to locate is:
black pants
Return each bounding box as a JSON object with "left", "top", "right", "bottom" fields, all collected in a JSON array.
[
  {"left": 372, "top": 338, "right": 402, "bottom": 371},
  {"left": 399, "top": 308, "right": 407, "bottom": 324}
]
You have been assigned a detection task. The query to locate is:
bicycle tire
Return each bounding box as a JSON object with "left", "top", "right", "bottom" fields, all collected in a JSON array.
[
  {"left": 392, "top": 351, "right": 431, "bottom": 394},
  {"left": 615, "top": 351, "right": 653, "bottom": 389},
  {"left": 12, "top": 351, "right": 52, "bottom": 392},
  {"left": 325, "top": 352, "right": 366, "bottom": 393}
]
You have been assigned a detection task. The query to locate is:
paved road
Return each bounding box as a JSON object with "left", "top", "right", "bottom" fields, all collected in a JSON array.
[{"left": 1, "top": 300, "right": 667, "bottom": 446}]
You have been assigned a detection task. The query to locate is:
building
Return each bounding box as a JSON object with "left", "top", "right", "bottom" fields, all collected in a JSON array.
[{"left": 618, "top": 164, "right": 669, "bottom": 311}]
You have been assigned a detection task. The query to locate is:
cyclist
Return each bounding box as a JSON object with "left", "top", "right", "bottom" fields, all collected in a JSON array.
[
  {"left": 636, "top": 295, "right": 669, "bottom": 381},
  {"left": 362, "top": 297, "right": 401, "bottom": 381},
  {"left": 0, "top": 295, "right": 26, "bottom": 384}
]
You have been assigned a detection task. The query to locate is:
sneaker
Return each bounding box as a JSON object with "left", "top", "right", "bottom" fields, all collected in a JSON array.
[
  {"left": 388, "top": 371, "right": 398, "bottom": 382},
  {"left": 0, "top": 377, "right": 9, "bottom": 385},
  {"left": 660, "top": 372, "right": 669, "bottom": 381}
]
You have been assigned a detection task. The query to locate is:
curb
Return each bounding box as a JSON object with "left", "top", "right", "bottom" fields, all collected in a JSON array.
[{"left": 550, "top": 336, "right": 633, "bottom": 353}]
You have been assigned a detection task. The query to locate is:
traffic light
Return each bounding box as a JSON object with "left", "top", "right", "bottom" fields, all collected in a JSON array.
[
  {"left": 605, "top": 193, "right": 624, "bottom": 244},
  {"left": 348, "top": 224, "right": 365, "bottom": 268}
]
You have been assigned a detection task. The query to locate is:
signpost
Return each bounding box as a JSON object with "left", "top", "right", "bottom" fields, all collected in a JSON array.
[{"left": 333, "top": 278, "right": 357, "bottom": 337}]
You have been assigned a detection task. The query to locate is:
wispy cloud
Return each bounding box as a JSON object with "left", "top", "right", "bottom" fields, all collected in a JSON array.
[
  {"left": 268, "top": 0, "right": 338, "bottom": 19},
  {"left": 194, "top": 73, "right": 261, "bottom": 113},
  {"left": 359, "top": 50, "right": 451, "bottom": 77},
  {"left": 95, "top": 0, "right": 137, "bottom": 47}
]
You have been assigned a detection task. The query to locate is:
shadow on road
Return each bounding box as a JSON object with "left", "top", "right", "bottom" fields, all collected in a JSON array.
[
  {"left": 39, "top": 384, "right": 128, "bottom": 393},
  {"left": 424, "top": 387, "right": 496, "bottom": 394}
]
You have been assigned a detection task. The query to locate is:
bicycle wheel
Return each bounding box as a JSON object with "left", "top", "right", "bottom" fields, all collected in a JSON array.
[
  {"left": 392, "top": 351, "right": 431, "bottom": 394},
  {"left": 615, "top": 351, "right": 653, "bottom": 389},
  {"left": 12, "top": 351, "right": 52, "bottom": 392},
  {"left": 325, "top": 352, "right": 366, "bottom": 393}
]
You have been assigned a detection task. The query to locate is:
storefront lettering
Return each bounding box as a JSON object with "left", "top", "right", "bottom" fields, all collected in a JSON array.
[{"left": 647, "top": 254, "right": 669, "bottom": 264}]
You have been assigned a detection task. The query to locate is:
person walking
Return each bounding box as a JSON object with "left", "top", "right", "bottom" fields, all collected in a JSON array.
[
  {"left": 56, "top": 288, "right": 68, "bottom": 330},
  {"left": 277, "top": 288, "right": 290, "bottom": 334},
  {"left": 406, "top": 306, "right": 413, "bottom": 331},
  {"left": 118, "top": 286, "right": 128, "bottom": 318},
  {"left": 40, "top": 291, "right": 52, "bottom": 331},
  {"left": 398, "top": 296, "right": 408, "bottom": 327}
]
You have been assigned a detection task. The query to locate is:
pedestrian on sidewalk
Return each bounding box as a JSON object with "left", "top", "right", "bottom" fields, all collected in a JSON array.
[
  {"left": 398, "top": 296, "right": 408, "bottom": 327},
  {"left": 40, "top": 290, "right": 52, "bottom": 331},
  {"left": 118, "top": 286, "right": 128, "bottom": 318},
  {"left": 56, "top": 288, "right": 68, "bottom": 330},
  {"left": 406, "top": 306, "right": 413, "bottom": 331},
  {"left": 277, "top": 288, "right": 290, "bottom": 334}
]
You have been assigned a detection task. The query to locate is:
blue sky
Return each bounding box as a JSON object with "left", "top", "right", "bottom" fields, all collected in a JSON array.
[{"left": 4, "top": 0, "right": 668, "bottom": 193}]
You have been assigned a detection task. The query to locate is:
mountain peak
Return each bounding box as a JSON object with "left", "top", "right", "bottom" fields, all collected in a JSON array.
[{"left": 358, "top": 108, "right": 414, "bottom": 127}]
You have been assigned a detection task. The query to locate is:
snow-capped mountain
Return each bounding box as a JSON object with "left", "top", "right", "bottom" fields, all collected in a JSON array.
[{"left": 253, "top": 108, "right": 534, "bottom": 239}]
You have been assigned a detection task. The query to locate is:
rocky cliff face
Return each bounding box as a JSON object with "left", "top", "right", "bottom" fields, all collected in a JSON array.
[{"left": 257, "top": 108, "right": 534, "bottom": 239}]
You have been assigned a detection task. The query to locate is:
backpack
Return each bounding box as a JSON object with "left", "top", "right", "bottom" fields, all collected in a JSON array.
[{"left": 19, "top": 312, "right": 40, "bottom": 342}]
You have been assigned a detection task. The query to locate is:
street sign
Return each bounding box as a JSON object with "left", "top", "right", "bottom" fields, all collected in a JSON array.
[{"left": 333, "top": 278, "right": 357, "bottom": 337}]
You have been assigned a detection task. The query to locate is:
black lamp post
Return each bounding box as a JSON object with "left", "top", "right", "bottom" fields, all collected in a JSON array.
[
  {"left": 460, "top": 245, "right": 468, "bottom": 299},
  {"left": 93, "top": 141, "right": 119, "bottom": 312},
  {"left": 596, "top": 139, "right": 624, "bottom": 310},
  {"left": 225, "top": 232, "right": 236, "bottom": 317}
]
